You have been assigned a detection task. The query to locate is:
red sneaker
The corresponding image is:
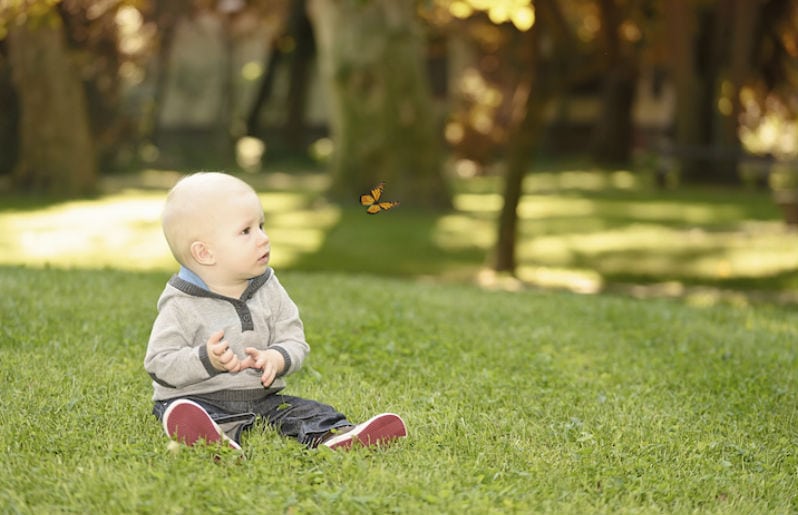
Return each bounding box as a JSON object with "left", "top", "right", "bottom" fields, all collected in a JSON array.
[
  {"left": 162, "top": 399, "right": 241, "bottom": 450},
  {"left": 322, "top": 413, "right": 407, "bottom": 450}
]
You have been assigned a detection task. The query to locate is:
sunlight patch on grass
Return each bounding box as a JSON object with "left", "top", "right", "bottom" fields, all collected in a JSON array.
[
  {"left": 455, "top": 192, "right": 739, "bottom": 226},
  {"left": 518, "top": 196, "right": 597, "bottom": 219},
  {"left": 434, "top": 187, "right": 798, "bottom": 295},
  {"left": 0, "top": 191, "right": 174, "bottom": 270},
  {"left": 1, "top": 173, "right": 795, "bottom": 300},
  {"left": 523, "top": 169, "right": 643, "bottom": 192},
  {"left": 259, "top": 192, "right": 310, "bottom": 213},
  {"left": 691, "top": 228, "right": 798, "bottom": 279},
  {"left": 521, "top": 221, "right": 798, "bottom": 282},
  {"left": 453, "top": 193, "right": 503, "bottom": 213},
  {"left": 518, "top": 196, "right": 746, "bottom": 225},
  {"left": 553, "top": 170, "right": 625, "bottom": 191},
  {"left": 267, "top": 206, "right": 341, "bottom": 268},
  {"left": 0, "top": 189, "right": 340, "bottom": 272},
  {"left": 516, "top": 265, "right": 604, "bottom": 294},
  {"left": 523, "top": 224, "right": 688, "bottom": 262},
  {"left": 259, "top": 192, "right": 343, "bottom": 269},
  {"left": 432, "top": 214, "right": 495, "bottom": 250},
  {"left": 623, "top": 201, "right": 745, "bottom": 225}
]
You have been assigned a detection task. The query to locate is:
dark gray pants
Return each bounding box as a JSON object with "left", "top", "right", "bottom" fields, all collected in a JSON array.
[{"left": 153, "top": 393, "right": 351, "bottom": 448}]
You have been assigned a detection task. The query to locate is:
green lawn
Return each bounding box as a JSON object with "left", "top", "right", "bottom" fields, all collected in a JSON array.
[
  {"left": 2, "top": 168, "right": 798, "bottom": 302},
  {"left": 2, "top": 266, "right": 797, "bottom": 514},
  {"left": 2, "top": 169, "right": 798, "bottom": 512}
]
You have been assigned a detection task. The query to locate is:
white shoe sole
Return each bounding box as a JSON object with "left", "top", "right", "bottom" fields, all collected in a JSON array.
[{"left": 323, "top": 413, "right": 407, "bottom": 450}]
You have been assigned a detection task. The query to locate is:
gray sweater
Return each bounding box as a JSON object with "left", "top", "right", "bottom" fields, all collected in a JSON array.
[{"left": 144, "top": 268, "right": 309, "bottom": 401}]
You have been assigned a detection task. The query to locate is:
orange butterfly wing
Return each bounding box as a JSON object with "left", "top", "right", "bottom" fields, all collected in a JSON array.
[
  {"left": 360, "top": 182, "right": 399, "bottom": 214},
  {"left": 375, "top": 201, "right": 400, "bottom": 212},
  {"left": 360, "top": 182, "right": 384, "bottom": 207}
]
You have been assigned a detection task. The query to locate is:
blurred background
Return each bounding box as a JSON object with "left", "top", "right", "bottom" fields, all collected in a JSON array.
[{"left": 1, "top": 0, "right": 797, "bottom": 302}]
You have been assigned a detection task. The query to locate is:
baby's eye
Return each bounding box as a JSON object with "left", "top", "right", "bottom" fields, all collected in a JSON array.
[{"left": 241, "top": 227, "right": 251, "bottom": 235}]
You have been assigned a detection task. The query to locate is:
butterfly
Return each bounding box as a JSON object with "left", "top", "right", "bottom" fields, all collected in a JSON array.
[{"left": 359, "top": 182, "right": 400, "bottom": 214}]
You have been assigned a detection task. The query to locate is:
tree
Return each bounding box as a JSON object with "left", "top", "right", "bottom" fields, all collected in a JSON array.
[
  {"left": 0, "top": 40, "right": 19, "bottom": 175},
  {"left": 662, "top": 0, "right": 763, "bottom": 183},
  {"left": 490, "top": 0, "right": 571, "bottom": 275},
  {"left": 281, "top": 0, "right": 315, "bottom": 152},
  {"left": 61, "top": 0, "right": 146, "bottom": 172},
  {"left": 245, "top": 0, "right": 315, "bottom": 153},
  {"left": 491, "top": 24, "right": 541, "bottom": 274},
  {"left": 142, "top": 0, "right": 193, "bottom": 149},
  {"left": 6, "top": 4, "right": 97, "bottom": 195},
  {"left": 307, "top": 0, "right": 450, "bottom": 209},
  {"left": 588, "top": 0, "right": 641, "bottom": 165}
]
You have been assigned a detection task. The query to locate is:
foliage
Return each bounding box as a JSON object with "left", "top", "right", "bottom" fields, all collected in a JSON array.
[
  {"left": 434, "top": 0, "right": 536, "bottom": 31},
  {"left": 0, "top": 0, "right": 61, "bottom": 36},
  {"left": 2, "top": 0, "right": 797, "bottom": 181},
  {"left": 2, "top": 266, "right": 798, "bottom": 514}
]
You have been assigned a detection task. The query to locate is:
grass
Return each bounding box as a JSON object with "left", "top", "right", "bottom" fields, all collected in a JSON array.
[
  {"left": 2, "top": 265, "right": 798, "bottom": 514},
  {"left": 2, "top": 168, "right": 797, "bottom": 303},
  {"left": 2, "top": 167, "right": 798, "bottom": 512}
]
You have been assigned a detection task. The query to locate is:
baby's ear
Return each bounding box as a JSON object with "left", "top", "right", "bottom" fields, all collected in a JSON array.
[{"left": 189, "top": 241, "right": 215, "bottom": 265}]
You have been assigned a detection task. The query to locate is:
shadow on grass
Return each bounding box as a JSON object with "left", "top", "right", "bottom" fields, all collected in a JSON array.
[
  {"left": 268, "top": 175, "right": 798, "bottom": 306},
  {"left": 2, "top": 168, "right": 797, "bottom": 306},
  {"left": 284, "top": 205, "right": 485, "bottom": 280},
  {"left": 602, "top": 267, "right": 798, "bottom": 295}
]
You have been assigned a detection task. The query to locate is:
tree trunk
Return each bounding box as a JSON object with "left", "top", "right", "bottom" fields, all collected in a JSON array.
[
  {"left": 307, "top": 0, "right": 449, "bottom": 209},
  {"left": 245, "top": 35, "right": 283, "bottom": 137},
  {"left": 713, "top": 0, "right": 759, "bottom": 175},
  {"left": 246, "top": 0, "right": 315, "bottom": 152},
  {"left": 491, "top": 0, "right": 569, "bottom": 276},
  {"left": 148, "top": 1, "right": 185, "bottom": 147},
  {"left": 491, "top": 19, "right": 543, "bottom": 274},
  {"left": 589, "top": 0, "right": 638, "bottom": 165},
  {"left": 0, "top": 41, "right": 20, "bottom": 175},
  {"left": 663, "top": 0, "right": 705, "bottom": 182},
  {"left": 7, "top": 8, "right": 96, "bottom": 195},
  {"left": 283, "top": 0, "right": 315, "bottom": 152},
  {"left": 218, "top": 12, "right": 236, "bottom": 156},
  {"left": 664, "top": 0, "right": 760, "bottom": 184}
]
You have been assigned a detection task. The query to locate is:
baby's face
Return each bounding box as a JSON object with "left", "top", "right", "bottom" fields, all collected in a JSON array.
[{"left": 206, "top": 187, "right": 271, "bottom": 281}]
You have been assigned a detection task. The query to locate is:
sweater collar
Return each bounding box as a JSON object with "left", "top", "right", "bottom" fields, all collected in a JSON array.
[
  {"left": 171, "top": 266, "right": 272, "bottom": 302},
  {"left": 178, "top": 266, "right": 210, "bottom": 290}
]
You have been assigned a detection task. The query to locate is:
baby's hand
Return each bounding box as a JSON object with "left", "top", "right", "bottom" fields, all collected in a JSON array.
[
  {"left": 206, "top": 330, "right": 244, "bottom": 372},
  {"left": 241, "top": 348, "right": 286, "bottom": 387}
]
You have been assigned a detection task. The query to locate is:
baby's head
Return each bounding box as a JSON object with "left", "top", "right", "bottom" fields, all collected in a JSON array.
[{"left": 161, "top": 172, "right": 262, "bottom": 267}]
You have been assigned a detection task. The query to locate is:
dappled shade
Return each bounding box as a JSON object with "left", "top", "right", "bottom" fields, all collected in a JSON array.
[{"left": 2, "top": 169, "right": 796, "bottom": 305}]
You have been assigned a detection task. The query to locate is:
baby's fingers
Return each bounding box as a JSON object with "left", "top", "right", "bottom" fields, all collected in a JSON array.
[
  {"left": 238, "top": 355, "right": 256, "bottom": 370},
  {"left": 214, "top": 344, "right": 241, "bottom": 371},
  {"left": 244, "top": 347, "right": 265, "bottom": 368},
  {"left": 208, "top": 330, "right": 225, "bottom": 346},
  {"left": 223, "top": 354, "right": 244, "bottom": 372},
  {"left": 260, "top": 362, "right": 276, "bottom": 387},
  {"left": 213, "top": 341, "right": 231, "bottom": 359}
]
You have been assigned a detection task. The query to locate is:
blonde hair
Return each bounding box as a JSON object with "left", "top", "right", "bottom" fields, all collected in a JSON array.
[{"left": 161, "top": 172, "right": 255, "bottom": 265}]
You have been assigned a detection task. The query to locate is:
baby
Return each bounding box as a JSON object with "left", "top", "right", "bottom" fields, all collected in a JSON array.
[{"left": 144, "top": 172, "right": 406, "bottom": 450}]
